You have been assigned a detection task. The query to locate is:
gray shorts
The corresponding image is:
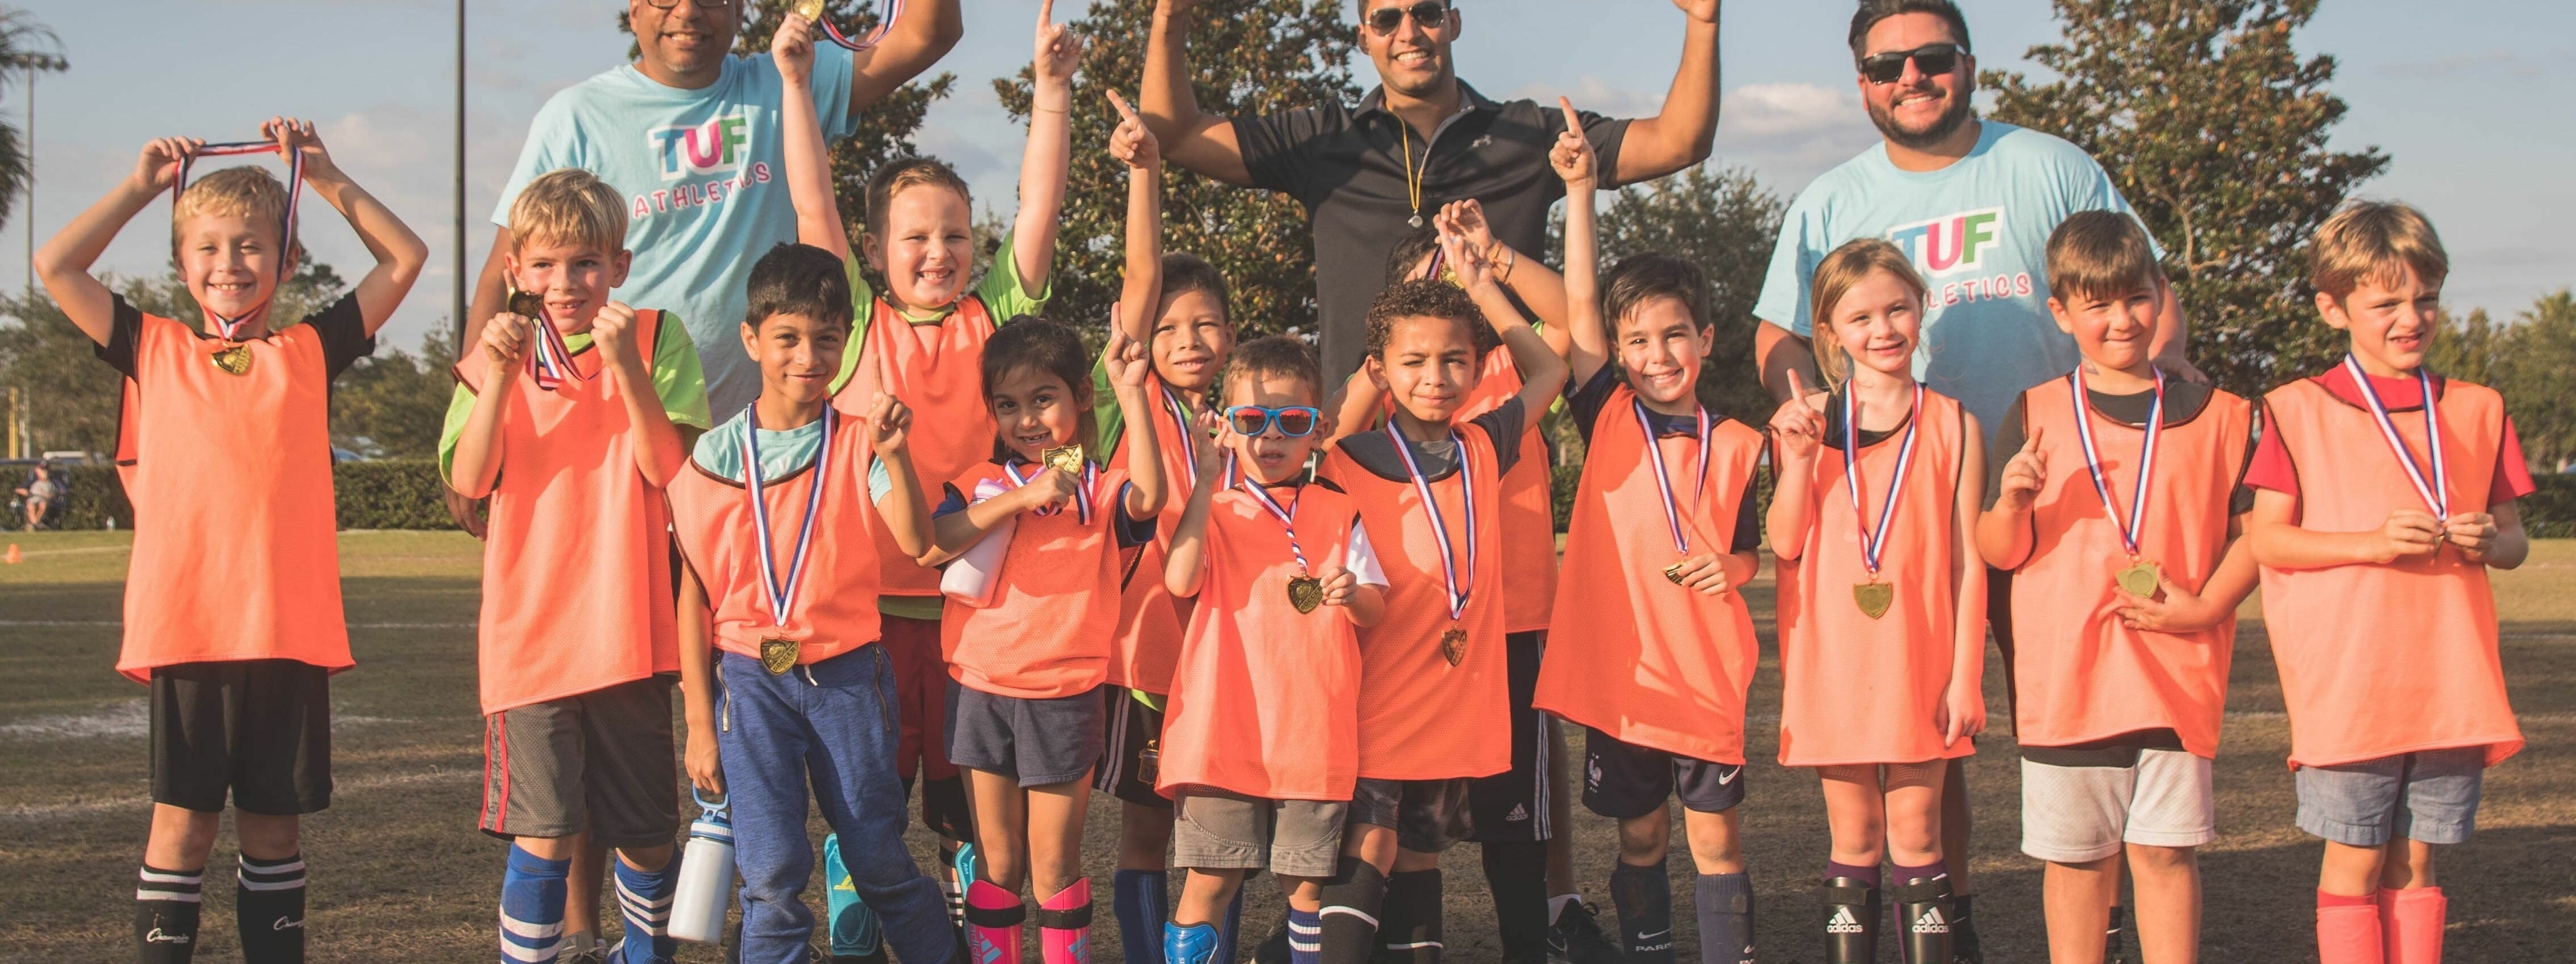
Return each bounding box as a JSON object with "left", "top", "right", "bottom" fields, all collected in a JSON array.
[
  {"left": 944, "top": 679, "right": 1105, "bottom": 787},
  {"left": 479, "top": 676, "right": 680, "bottom": 848},
  {"left": 1347, "top": 777, "right": 1475, "bottom": 854},
  {"left": 1173, "top": 789, "right": 1349, "bottom": 877},
  {"left": 2295, "top": 747, "right": 2486, "bottom": 847},
  {"left": 2020, "top": 749, "right": 2215, "bottom": 863}
]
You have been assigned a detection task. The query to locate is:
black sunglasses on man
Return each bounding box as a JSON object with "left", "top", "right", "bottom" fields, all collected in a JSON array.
[
  {"left": 1860, "top": 42, "right": 1964, "bottom": 84},
  {"left": 1368, "top": 1, "right": 1451, "bottom": 36}
]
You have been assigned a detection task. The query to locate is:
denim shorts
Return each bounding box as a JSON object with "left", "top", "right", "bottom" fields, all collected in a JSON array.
[{"left": 2294, "top": 747, "right": 2485, "bottom": 847}]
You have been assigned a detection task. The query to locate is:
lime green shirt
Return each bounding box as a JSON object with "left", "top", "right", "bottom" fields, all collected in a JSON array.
[
  {"left": 437, "top": 316, "right": 716, "bottom": 484},
  {"left": 824, "top": 233, "right": 1051, "bottom": 620}
]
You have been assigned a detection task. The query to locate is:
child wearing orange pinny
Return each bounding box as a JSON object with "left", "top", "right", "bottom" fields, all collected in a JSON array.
[{"left": 1765, "top": 239, "right": 1988, "bottom": 964}]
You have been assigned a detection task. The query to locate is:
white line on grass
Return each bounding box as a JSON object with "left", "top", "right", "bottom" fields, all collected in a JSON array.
[{"left": 3, "top": 769, "right": 460, "bottom": 823}]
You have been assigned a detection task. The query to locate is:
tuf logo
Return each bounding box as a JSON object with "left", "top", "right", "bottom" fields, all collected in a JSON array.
[
  {"left": 651, "top": 114, "right": 753, "bottom": 182},
  {"left": 1885, "top": 207, "right": 2005, "bottom": 277}
]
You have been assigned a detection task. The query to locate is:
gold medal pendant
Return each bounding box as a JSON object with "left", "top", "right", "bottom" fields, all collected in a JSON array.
[
  {"left": 1286, "top": 574, "right": 1324, "bottom": 614},
  {"left": 1042, "top": 444, "right": 1085, "bottom": 475},
  {"left": 1439, "top": 626, "right": 1468, "bottom": 666},
  {"left": 506, "top": 289, "right": 547, "bottom": 319},
  {"left": 210, "top": 344, "right": 253, "bottom": 376},
  {"left": 759, "top": 638, "right": 799, "bottom": 675},
  {"left": 2115, "top": 560, "right": 2162, "bottom": 598},
  {"left": 792, "top": 0, "right": 826, "bottom": 21},
  {"left": 1853, "top": 580, "right": 1895, "bottom": 620},
  {"left": 1662, "top": 561, "right": 1689, "bottom": 586}
]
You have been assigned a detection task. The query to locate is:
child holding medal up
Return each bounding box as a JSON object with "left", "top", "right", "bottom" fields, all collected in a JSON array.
[
  {"left": 1765, "top": 239, "right": 1986, "bottom": 964},
  {"left": 1526, "top": 100, "right": 1767, "bottom": 964},
  {"left": 1310, "top": 225, "right": 1568, "bottom": 964},
  {"left": 442, "top": 168, "right": 712, "bottom": 964},
  {"left": 38, "top": 119, "right": 426, "bottom": 964},
  {"left": 2242, "top": 202, "right": 2531, "bottom": 964},
  {"left": 1154, "top": 336, "right": 1389, "bottom": 964},
  {"left": 1976, "top": 211, "right": 2260, "bottom": 964}
]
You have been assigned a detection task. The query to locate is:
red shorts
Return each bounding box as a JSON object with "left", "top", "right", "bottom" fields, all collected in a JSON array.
[{"left": 882, "top": 613, "right": 959, "bottom": 783}]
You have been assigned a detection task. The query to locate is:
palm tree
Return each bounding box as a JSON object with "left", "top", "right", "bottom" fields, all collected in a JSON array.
[{"left": 0, "top": 8, "right": 66, "bottom": 233}]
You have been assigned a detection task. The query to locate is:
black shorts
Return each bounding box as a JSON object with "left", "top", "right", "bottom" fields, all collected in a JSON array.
[
  {"left": 1581, "top": 728, "right": 1745, "bottom": 819},
  {"left": 1466, "top": 630, "right": 1553, "bottom": 843},
  {"left": 901, "top": 772, "right": 974, "bottom": 843},
  {"left": 1349, "top": 777, "right": 1476, "bottom": 854},
  {"left": 150, "top": 660, "right": 332, "bottom": 815},
  {"left": 944, "top": 679, "right": 1105, "bottom": 787},
  {"left": 1989, "top": 566, "right": 2017, "bottom": 724},
  {"left": 1094, "top": 685, "right": 1173, "bottom": 808}
]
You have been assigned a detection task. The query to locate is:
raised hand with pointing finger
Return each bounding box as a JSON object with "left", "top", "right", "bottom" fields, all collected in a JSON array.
[
  {"left": 1550, "top": 97, "right": 1597, "bottom": 189},
  {"left": 1994, "top": 425, "right": 2048, "bottom": 512},
  {"left": 1767, "top": 369, "right": 1828, "bottom": 464}
]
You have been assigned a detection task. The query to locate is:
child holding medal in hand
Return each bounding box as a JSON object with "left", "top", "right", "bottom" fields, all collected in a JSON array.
[
  {"left": 2241, "top": 202, "right": 2531, "bottom": 964},
  {"left": 1310, "top": 227, "right": 1568, "bottom": 964},
  {"left": 924, "top": 318, "right": 1168, "bottom": 963},
  {"left": 1764, "top": 239, "right": 1986, "bottom": 964},
  {"left": 1526, "top": 103, "right": 1766, "bottom": 964},
  {"left": 39, "top": 118, "right": 426, "bottom": 964},
  {"left": 667, "top": 243, "right": 954, "bottom": 964},
  {"left": 442, "top": 168, "right": 711, "bottom": 964},
  {"left": 1154, "top": 336, "right": 1389, "bottom": 964},
  {"left": 1976, "top": 212, "right": 2260, "bottom": 964}
]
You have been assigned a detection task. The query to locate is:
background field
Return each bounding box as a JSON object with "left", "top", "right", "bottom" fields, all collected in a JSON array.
[{"left": 2, "top": 531, "right": 2570, "bottom": 962}]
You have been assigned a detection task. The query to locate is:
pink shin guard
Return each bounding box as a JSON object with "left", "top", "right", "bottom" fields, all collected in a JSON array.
[
  {"left": 966, "top": 879, "right": 1025, "bottom": 964},
  {"left": 2317, "top": 891, "right": 2385, "bottom": 964},
  {"left": 1038, "top": 877, "right": 1094, "bottom": 964},
  {"left": 2382, "top": 887, "right": 2447, "bottom": 964}
]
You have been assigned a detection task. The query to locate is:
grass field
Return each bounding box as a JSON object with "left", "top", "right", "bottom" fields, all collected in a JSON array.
[{"left": 2, "top": 530, "right": 2572, "bottom": 962}]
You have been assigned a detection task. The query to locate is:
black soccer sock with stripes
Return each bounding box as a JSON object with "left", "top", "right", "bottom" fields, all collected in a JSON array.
[
  {"left": 236, "top": 852, "right": 306, "bottom": 963},
  {"left": 1315, "top": 857, "right": 1387, "bottom": 964},
  {"left": 136, "top": 864, "right": 203, "bottom": 964},
  {"left": 1609, "top": 858, "right": 1674, "bottom": 964},
  {"left": 1481, "top": 841, "right": 1549, "bottom": 963},
  {"left": 1375, "top": 869, "right": 1445, "bottom": 963}
]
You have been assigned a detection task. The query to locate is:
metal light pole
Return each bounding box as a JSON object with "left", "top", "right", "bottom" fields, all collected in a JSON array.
[
  {"left": 4, "top": 51, "right": 69, "bottom": 291},
  {"left": 454, "top": 0, "right": 466, "bottom": 348}
]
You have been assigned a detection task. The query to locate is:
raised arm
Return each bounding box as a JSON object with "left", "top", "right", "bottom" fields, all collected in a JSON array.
[
  {"left": 1439, "top": 199, "right": 1571, "bottom": 358},
  {"left": 1014, "top": 0, "right": 1081, "bottom": 293},
  {"left": 1106, "top": 329, "right": 1169, "bottom": 520},
  {"left": 1764, "top": 372, "right": 1827, "bottom": 557},
  {"left": 1549, "top": 99, "right": 1609, "bottom": 387},
  {"left": 847, "top": 0, "right": 964, "bottom": 112},
  {"left": 1108, "top": 90, "right": 1165, "bottom": 347},
  {"left": 1441, "top": 228, "right": 1566, "bottom": 415},
  {"left": 1162, "top": 416, "right": 1227, "bottom": 598},
  {"left": 34, "top": 137, "right": 192, "bottom": 345},
  {"left": 274, "top": 117, "right": 426, "bottom": 335},
  {"left": 1141, "top": 0, "right": 1256, "bottom": 187},
  {"left": 863, "top": 394, "right": 935, "bottom": 560},
  {"left": 1611, "top": 0, "right": 1724, "bottom": 185},
  {"left": 777, "top": 11, "right": 851, "bottom": 260}
]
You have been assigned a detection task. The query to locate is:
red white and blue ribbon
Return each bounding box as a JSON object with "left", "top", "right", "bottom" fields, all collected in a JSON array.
[
  {"left": 521, "top": 302, "right": 595, "bottom": 392},
  {"left": 1632, "top": 398, "right": 1713, "bottom": 557},
  {"left": 741, "top": 406, "right": 836, "bottom": 629},
  {"left": 2343, "top": 354, "right": 2449, "bottom": 518},
  {"left": 814, "top": 0, "right": 907, "bottom": 51},
  {"left": 1236, "top": 469, "right": 1310, "bottom": 575},
  {"left": 1003, "top": 455, "right": 1100, "bottom": 526},
  {"left": 174, "top": 140, "right": 303, "bottom": 341},
  {"left": 1386, "top": 421, "right": 1478, "bottom": 621},
  {"left": 2067, "top": 366, "right": 2164, "bottom": 558},
  {"left": 1842, "top": 383, "right": 1923, "bottom": 577},
  {"left": 1161, "top": 385, "right": 1198, "bottom": 492}
]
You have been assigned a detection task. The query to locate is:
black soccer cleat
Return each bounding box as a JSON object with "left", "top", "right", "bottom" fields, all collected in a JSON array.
[{"left": 1545, "top": 899, "right": 1623, "bottom": 964}]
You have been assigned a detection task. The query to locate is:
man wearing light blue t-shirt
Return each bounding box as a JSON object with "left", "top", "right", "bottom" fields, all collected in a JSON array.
[{"left": 1747, "top": 6, "right": 2205, "bottom": 963}]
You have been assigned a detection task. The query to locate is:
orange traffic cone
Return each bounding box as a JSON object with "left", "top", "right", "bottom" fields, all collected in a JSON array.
[{"left": 4, "top": 543, "right": 18, "bottom": 565}]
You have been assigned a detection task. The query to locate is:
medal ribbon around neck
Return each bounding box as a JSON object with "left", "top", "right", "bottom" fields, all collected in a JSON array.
[
  {"left": 1236, "top": 467, "right": 1311, "bottom": 576},
  {"left": 1385, "top": 420, "right": 1478, "bottom": 622},
  {"left": 1161, "top": 385, "right": 1199, "bottom": 492},
  {"left": 2067, "top": 366, "right": 2164, "bottom": 558},
  {"left": 2343, "top": 354, "right": 2449, "bottom": 518},
  {"left": 740, "top": 406, "right": 836, "bottom": 630},
  {"left": 1632, "top": 398, "right": 1713, "bottom": 557},
  {"left": 1003, "top": 455, "right": 1100, "bottom": 526},
  {"left": 174, "top": 140, "right": 303, "bottom": 341},
  {"left": 799, "top": 0, "right": 907, "bottom": 51},
  {"left": 1842, "top": 383, "right": 1923, "bottom": 578},
  {"left": 514, "top": 295, "right": 596, "bottom": 392}
]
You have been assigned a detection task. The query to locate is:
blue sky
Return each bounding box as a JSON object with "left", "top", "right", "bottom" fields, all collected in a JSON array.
[{"left": 11, "top": 0, "right": 2570, "bottom": 351}]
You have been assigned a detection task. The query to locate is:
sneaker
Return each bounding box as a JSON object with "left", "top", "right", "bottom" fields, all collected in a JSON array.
[
  {"left": 560, "top": 935, "right": 607, "bottom": 964},
  {"left": 1544, "top": 900, "right": 1622, "bottom": 964}
]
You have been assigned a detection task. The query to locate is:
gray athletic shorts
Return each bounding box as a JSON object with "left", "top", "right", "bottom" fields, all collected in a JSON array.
[
  {"left": 2020, "top": 749, "right": 2215, "bottom": 863},
  {"left": 479, "top": 676, "right": 680, "bottom": 847},
  {"left": 1173, "top": 789, "right": 1349, "bottom": 877},
  {"left": 944, "top": 678, "right": 1105, "bottom": 787},
  {"left": 2295, "top": 747, "right": 2486, "bottom": 847}
]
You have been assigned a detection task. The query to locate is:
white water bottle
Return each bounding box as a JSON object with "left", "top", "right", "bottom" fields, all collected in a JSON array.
[
  {"left": 669, "top": 792, "right": 735, "bottom": 945},
  {"left": 939, "top": 479, "right": 1017, "bottom": 608}
]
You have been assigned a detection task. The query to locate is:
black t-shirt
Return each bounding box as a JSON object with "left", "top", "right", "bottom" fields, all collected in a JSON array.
[
  {"left": 1332, "top": 398, "right": 1526, "bottom": 485},
  {"left": 1234, "top": 83, "right": 1631, "bottom": 386},
  {"left": 95, "top": 293, "right": 375, "bottom": 382},
  {"left": 1566, "top": 367, "right": 1760, "bottom": 553},
  {"left": 1981, "top": 379, "right": 2258, "bottom": 514}
]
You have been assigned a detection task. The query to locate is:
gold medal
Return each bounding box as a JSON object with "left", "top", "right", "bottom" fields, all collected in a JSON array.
[
  {"left": 1287, "top": 574, "right": 1324, "bottom": 614},
  {"left": 1439, "top": 626, "right": 1468, "bottom": 666},
  {"left": 759, "top": 638, "right": 799, "bottom": 674},
  {"left": 210, "top": 344, "right": 253, "bottom": 376},
  {"left": 1662, "top": 561, "right": 1688, "bottom": 586},
  {"left": 1853, "top": 580, "right": 1895, "bottom": 620},
  {"left": 2115, "top": 560, "right": 2162, "bottom": 598},
  {"left": 792, "top": 0, "right": 826, "bottom": 20},
  {"left": 1042, "top": 444, "right": 1085, "bottom": 475},
  {"left": 506, "top": 288, "right": 547, "bottom": 319}
]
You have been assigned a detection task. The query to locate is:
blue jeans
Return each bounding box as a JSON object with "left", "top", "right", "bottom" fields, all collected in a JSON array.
[{"left": 718, "top": 646, "right": 954, "bottom": 964}]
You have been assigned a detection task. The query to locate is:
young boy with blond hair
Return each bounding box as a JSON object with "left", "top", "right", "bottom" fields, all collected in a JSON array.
[
  {"left": 37, "top": 119, "right": 426, "bottom": 963},
  {"left": 442, "top": 166, "right": 713, "bottom": 964},
  {"left": 2243, "top": 202, "right": 2532, "bottom": 964}
]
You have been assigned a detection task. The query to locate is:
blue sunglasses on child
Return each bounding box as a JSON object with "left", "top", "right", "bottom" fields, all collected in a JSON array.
[{"left": 1223, "top": 405, "right": 1322, "bottom": 437}]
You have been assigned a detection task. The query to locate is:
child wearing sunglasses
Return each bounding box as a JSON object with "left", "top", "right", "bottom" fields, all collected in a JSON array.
[{"left": 1154, "top": 336, "right": 1388, "bottom": 964}]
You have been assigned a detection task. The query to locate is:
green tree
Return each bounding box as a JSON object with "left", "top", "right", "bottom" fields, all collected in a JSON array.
[
  {"left": 2493, "top": 290, "right": 2576, "bottom": 472},
  {"left": 1590, "top": 164, "right": 1784, "bottom": 424},
  {"left": 1986, "top": 0, "right": 2387, "bottom": 396},
  {"left": 0, "top": 9, "right": 62, "bottom": 231},
  {"left": 995, "top": 0, "right": 1357, "bottom": 338},
  {"left": 332, "top": 324, "right": 458, "bottom": 460}
]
